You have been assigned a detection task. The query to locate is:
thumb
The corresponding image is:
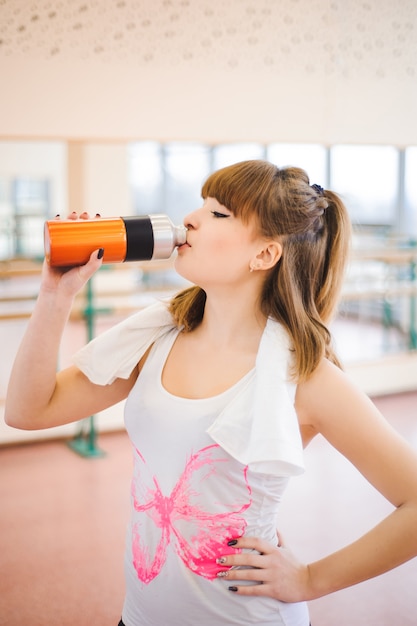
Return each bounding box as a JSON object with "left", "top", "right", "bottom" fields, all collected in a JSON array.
[{"left": 74, "top": 248, "right": 104, "bottom": 286}]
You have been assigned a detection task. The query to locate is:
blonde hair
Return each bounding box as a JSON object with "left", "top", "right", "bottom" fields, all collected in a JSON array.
[{"left": 169, "top": 160, "right": 351, "bottom": 381}]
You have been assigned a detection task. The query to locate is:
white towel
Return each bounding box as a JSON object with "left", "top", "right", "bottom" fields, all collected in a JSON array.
[{"left": 73, "top": 299, "right": 304, "bottom": 477}]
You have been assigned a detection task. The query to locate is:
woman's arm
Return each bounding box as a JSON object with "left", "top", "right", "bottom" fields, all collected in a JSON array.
[
  {"left": 295, "top": 359, "right": 417, "bottom": 597},
  {"left": 5, "top": 252, "right": 137, "bottom": 430},
  {"left": 215, "top": 359, "right": 417, "bottom": 602}
]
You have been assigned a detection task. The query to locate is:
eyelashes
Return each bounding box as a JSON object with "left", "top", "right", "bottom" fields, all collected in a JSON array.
[{"left": 211, "top": 211, "right": 230, "bottom": 219}]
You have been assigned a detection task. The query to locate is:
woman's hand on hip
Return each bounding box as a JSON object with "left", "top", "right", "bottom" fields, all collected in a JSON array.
[{"left": 216, "top": 534, "right": 312, "bottom": 603}]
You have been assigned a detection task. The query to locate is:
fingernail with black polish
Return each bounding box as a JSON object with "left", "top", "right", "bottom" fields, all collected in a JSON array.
[
  {"left": 97, "top": 248, "right": 104, "bottom": 260},
  {"left": 227, "top": 539, "right": 238, "bottom": 546},
  {"left": 228, "top": 586, "right": 238, "bottom": 592}
]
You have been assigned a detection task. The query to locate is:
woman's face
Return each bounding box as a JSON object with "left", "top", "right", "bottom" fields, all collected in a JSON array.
[{"left": 175, "top": 197, "right": 265, "bottom": 289}]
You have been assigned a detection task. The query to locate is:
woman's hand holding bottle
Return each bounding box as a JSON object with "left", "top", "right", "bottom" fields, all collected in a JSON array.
[{"left": 41, "top": 211, "right": 104, "bottom": 299}]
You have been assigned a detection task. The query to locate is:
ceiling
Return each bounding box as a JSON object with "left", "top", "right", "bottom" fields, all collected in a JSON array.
[{"left": 0, "top": 0, "right": 416, "bottom": 143}]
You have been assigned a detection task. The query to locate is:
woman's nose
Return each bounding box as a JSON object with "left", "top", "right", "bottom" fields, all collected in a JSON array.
[{"left": 183, "top": 209, "right": 198, "bottom": 230}]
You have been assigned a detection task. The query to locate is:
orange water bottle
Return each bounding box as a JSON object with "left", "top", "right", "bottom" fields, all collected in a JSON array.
[{"left": 44, "top": 214, "right": 187, "bottom": 267}]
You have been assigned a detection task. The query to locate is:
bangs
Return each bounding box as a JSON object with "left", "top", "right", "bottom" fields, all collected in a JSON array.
[{"left": 201, "top": 160, "right": 278, "bottom": 224}]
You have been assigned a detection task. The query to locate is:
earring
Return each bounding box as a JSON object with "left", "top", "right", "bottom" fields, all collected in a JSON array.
[{"left": 249, "top": 262, "right": 260, "bottom": 273}]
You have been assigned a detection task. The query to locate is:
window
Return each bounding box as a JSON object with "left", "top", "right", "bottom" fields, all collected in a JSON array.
[
  {"left": 128, "top": 142, "right": 409, "bottom": 232},
  {"left": 0, "top": 178, "right": 50, "bottom": 259},
  {"left": 212, "top": 143, "right": 265, "bottom": 170},
  {"left": 404, "top": 147, "right": 417, "bottom": 239},
  {"left": 0, "top": 141, "right": 66, "bottom": 260},
  {"left": 129, "top": 142, "right": 164, "bottom": 216},
  {"left": 129, "top": 142, "right": 211, "bottom": 223},
  {"left": 330, "top": 145, "right": 399, "bottom": 228},
  {"left": 164, "top": 143, "right": 211, "bottom": 223},
  {"left": 267, "top": 143, "right": 328, "bottom": 187}
]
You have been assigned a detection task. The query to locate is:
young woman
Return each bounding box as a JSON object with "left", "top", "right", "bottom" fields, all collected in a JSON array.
[{"left": 5, "top": 160, "right": 417, "bottom": 626}]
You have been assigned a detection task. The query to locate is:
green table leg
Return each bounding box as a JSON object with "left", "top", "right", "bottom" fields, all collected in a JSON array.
[{"left": 67, "top": 277, "right": 106, "bottom": 458}]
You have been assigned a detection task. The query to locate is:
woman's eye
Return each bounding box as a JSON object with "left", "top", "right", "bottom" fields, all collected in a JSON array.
[{"left": 211, "top": 210, "right": 230, "bottom": 218}]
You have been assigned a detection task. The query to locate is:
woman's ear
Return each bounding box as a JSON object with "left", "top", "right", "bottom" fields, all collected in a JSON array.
[{"left": 250, "top": 241, "right": 282, "bottom": 272}]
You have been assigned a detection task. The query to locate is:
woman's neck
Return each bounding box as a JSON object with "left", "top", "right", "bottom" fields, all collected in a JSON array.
[{"left": 194, "top": 292, "right": 267, "bottom": 351}]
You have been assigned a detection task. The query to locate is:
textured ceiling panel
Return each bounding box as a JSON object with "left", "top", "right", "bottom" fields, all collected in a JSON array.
[{"left": 0, "top": 0, "right": 416, "bottom": 78}]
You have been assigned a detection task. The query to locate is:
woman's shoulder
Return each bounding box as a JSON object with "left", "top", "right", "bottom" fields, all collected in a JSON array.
[{"left": 295, "top": 357, "right": 361, "bottom": 430}]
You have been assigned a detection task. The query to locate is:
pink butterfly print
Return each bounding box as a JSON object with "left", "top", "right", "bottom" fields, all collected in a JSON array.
[{"left": 131, "top": 443, "right": 252, "bottom": 584}]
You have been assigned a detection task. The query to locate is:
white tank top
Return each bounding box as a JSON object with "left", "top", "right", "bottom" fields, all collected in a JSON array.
[{"left": 122, "top": 328, "right": 309, "bottom": 626}]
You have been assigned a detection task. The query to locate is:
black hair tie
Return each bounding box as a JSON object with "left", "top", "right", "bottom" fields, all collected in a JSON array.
[{"left": 311, "top": 183, "right": 324, "bottom": 196}]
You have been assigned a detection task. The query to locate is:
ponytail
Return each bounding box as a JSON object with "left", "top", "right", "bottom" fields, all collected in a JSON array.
[{"left": 263, "top": 187, "right": 351, "bottom": 380}]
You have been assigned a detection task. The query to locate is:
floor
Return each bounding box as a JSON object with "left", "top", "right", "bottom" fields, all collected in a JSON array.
[{"left": 1, "top": 391, "right": 417, "bottom": 626}]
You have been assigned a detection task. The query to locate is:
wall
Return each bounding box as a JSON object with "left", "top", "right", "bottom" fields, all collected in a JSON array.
[
  {"left": 0, "top": 0, "right": 416, "bottom": 144},
  {"left": 1, "top": 0, "right": 417, "bottom": 444}
]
